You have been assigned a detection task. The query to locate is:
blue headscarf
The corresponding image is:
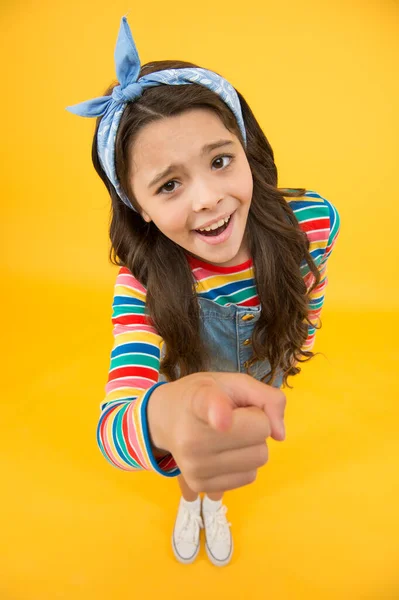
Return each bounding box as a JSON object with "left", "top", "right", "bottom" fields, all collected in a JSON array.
[{"left": 66, "top": 15, "right": 247, "bottom": 211}]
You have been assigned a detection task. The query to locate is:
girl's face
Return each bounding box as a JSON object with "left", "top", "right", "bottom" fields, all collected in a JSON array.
[{"left": 129, "top": 108, "right": 253, "bottom": 267}]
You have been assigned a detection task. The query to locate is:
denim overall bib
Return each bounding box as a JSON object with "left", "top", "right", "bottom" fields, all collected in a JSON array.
[{"left": 158, "top": 297, "right": 284, "bottom": 389}]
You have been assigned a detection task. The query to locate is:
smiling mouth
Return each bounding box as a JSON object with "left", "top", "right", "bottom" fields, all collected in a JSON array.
[{"left": 194, "top": 213, "right": 232, "bottom": 236}]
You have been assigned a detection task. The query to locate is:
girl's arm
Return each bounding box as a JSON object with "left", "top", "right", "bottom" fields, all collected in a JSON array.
[
  {"left": 97, "top": 266, "right": 180, "bottom": 477},
  {"left": 302, "top": 195, "right": 341, "bottom": 353}
]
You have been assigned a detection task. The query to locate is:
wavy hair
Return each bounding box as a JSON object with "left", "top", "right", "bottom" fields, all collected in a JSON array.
[{"left": 91, "top": 60, "right": 322, "bottom": 388}]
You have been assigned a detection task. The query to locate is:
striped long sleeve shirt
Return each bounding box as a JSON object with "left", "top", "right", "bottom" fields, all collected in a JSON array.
[{"left": 96, "top": 190, "right": 341, "bottom": 476}]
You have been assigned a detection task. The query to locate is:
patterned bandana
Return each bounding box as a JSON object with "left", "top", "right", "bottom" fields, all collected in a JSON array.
[{"left": 66, "top": 15, "right": 247, "bottom": 211}]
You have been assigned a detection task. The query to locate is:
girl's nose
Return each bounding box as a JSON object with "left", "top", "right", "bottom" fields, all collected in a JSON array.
[{"left": 191, "top": 181, "right": 224, "bottom": 212}]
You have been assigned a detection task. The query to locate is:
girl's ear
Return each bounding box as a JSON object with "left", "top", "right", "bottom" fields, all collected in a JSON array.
[{"left": 141, "top": 210, "right": 152, "bottom": 223}]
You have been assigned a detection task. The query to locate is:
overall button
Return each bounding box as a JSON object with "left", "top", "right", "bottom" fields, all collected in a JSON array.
[
  {"left": 241, "top": 314, "right": 254, "bottom": 321},
  {"left": 243, "top": 338, "right": 251, "bottom": 346},
  {"left": 243, "top": 360, "right": 250, "bottom": 368}
]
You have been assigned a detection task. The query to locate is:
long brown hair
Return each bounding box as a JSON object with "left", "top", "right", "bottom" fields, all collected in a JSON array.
[{"left": 91, "top": 60, "right": 322, "bottom": 388}]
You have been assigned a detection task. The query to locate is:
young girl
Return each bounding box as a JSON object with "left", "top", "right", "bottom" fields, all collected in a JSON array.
[{"left": 67, "top": 16, "right": 340, "bottom": 568}]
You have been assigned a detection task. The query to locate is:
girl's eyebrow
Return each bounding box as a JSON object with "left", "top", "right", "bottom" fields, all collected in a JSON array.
[{"left": 148, "top": 139, "right": 234, "bottom": 189}]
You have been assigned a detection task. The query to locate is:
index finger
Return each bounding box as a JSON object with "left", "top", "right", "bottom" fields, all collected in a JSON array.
[{"left": 210, "top": 372, "right": 286, "bottom": 441}]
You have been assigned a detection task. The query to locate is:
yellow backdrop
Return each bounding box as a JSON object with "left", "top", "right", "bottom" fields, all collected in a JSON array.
[{"left": 2, "top": 0, "right": 398, "bottom": 598}]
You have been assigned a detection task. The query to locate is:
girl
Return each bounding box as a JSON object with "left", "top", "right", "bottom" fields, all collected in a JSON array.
[{"left": 67, "top": 16, "right": 340, "bottom": 568}]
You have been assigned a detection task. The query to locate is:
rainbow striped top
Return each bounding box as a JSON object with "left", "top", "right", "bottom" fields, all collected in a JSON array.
[{"left": 97, "top": 190, "right": 340, "bottom": 477}]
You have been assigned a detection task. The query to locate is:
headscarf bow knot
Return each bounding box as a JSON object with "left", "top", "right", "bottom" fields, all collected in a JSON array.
[{"left": 112, "top": 82, "right": 144, "bottom": 104}]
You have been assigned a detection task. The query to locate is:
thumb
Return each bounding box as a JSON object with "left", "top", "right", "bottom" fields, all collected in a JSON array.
[
  {"left": 191, "top": 381, "right": 234, "bottom": 432},
  {"left": 210, "top": 372, "right": 286, "bottom": 441}
]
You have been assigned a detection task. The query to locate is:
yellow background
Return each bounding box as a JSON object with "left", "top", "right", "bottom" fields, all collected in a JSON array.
[{"left": 2, "top": 0, "right": 398, "bottom": 598}]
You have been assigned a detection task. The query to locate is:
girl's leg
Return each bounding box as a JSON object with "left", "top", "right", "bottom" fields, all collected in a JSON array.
[
  {"left": 177, "top": 474, "right": 223, "bottom": 502},
  {"left": 206, "top": 491, "right": 224, "bottom": 501},
  {"left": 177, "top": 474, "right": 199, "bottom": 501}
]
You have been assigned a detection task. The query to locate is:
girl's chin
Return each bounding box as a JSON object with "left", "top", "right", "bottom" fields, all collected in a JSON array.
[{"left": 188, "top": 243, "right": 244, "bottom": 266}]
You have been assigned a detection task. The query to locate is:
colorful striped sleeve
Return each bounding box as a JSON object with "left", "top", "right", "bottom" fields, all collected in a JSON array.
[
  {"left": 96, "top": 266, "right": 180, "bottom": 477},
  {"left": 290, "top": 191, "right": 341, "bottom": 351}
]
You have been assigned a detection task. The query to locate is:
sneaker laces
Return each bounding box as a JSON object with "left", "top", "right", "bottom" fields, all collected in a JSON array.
[
  {"left": 204, "top": 504, "right": 232, "bottom": 546},
  {"left": 176, "top": 506, "right": 204, "bottom": 544}
]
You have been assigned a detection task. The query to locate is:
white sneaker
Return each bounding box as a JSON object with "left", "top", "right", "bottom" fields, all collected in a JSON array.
[
  {"left": 172, "top": 496, "right": 204, "bottom": 564},
  {"left": 202, "top": 498, "right": 234, "bottom": 567}
]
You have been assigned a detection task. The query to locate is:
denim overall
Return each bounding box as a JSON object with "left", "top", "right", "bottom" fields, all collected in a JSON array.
[{"left": 158, "top": 297, "right": 284, "bottom": 388}]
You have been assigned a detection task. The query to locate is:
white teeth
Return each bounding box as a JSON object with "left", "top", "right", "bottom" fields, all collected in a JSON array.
[{"left": 199, "top": 215, "right": 230, "bottom": 232}]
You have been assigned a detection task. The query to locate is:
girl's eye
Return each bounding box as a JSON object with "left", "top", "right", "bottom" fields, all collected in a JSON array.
[
  {"left": 157, "top": 180, "right": 180, "bottom": 195},
  {"left": 212, "top": 154, "right": 234, "bottom": 169},
  {"left": 156, "top": 154, "right": 234, "bottom": 195}
]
